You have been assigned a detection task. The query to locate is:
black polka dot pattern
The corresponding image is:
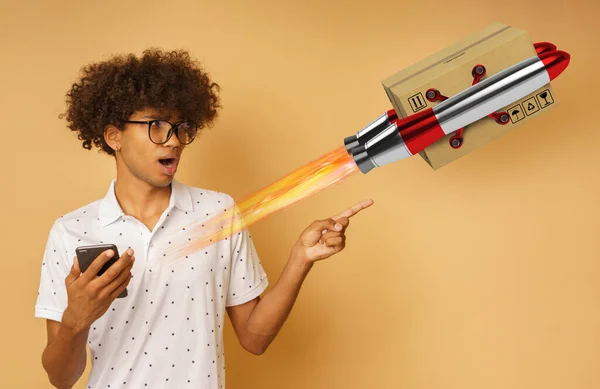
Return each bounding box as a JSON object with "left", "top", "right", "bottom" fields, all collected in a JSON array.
[{"left": 34, "top": 179, "right": 269, "bottom": 388}]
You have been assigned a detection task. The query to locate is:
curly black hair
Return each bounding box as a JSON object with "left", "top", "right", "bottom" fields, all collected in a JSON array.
[{"left": 59, "top": 48, "right": 221, "bottom": 156}]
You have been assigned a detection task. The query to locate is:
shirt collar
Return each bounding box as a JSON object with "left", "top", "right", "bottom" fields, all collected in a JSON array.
[{"left": 98, "top": 178, "right": 193, "bottom": 227}]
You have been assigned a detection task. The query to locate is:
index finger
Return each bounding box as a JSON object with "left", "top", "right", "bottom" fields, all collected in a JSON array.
[
  {"left": 332, "top": 198, "right": 374, "bottom": 220},
  {"left": 80, "top": 248, "right": 131, "bottom": 284}
]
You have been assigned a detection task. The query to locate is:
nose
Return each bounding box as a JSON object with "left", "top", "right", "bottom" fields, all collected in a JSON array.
[{"left": 164, "top": 127, "right": 183, "bottom": 149}]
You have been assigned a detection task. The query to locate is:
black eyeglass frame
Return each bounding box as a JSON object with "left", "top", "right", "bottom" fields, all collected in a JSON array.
[{"left": 123, "top": 119, "right": 198, "bottom": 145}]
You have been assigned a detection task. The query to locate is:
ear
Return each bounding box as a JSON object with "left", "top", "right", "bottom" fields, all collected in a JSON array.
[{"left": 104, "top": 124, "right": 122, "bottom": 152}]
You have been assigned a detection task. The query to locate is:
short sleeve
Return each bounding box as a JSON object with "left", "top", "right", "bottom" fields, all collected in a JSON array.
[
  {"left": 34, "top": 220, "right": 72, "bottom": 322},
  {"left": 226, "top": 200, "right": 269, "bottom": 307}
]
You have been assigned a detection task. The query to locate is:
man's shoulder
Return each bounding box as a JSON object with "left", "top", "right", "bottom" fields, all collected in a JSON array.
[
  {"left": 182, "top": 182, "right": 237, "bottom": 209},
  {"left": 50, "top": 199, "right": 103, "bottom": 231}
]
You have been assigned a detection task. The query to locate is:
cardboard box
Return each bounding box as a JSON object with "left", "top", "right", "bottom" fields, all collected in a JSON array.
[{"left": 381, "top": 22, "right": 557, "bottom": 170}]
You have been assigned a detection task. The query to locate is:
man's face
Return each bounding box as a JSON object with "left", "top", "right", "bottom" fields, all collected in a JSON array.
[{"left": 113, "top": 107, "right": 190, "bottom": 188}]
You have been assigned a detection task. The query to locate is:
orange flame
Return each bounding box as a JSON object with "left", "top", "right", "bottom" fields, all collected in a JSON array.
[{"left": 160, "top": 145, "right": 359, "bottom": 262}]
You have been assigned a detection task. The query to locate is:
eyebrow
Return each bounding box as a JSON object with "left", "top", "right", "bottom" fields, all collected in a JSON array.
[
  {"left": 140, "top": 115, "right": 173, "bottom": 122},
  {"left": 140, "top": 116, "right": 191, "bottom": 123}
]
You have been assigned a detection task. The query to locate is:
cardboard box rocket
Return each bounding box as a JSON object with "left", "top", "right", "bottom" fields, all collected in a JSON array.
[{"left": 381, "top": 22, "right": 558, "bottom": 170}]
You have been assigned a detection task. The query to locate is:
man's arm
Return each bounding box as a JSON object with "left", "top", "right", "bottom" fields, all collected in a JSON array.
[
  {"left": 226, "top": 249, "right": 312, "bottom": 355},
  {"left": 226, "top": 199, "right": 372, "bottom": 355},
  {"left": 41, "top": 316, "right": 88, "bottom": 389}
]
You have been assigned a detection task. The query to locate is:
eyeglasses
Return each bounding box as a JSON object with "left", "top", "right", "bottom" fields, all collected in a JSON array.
[{"left": 124, "top": 119, "right": 198, "bottom": 145}]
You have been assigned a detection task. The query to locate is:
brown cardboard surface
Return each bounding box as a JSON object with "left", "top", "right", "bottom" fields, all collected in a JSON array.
[{"left": 382, "top": 22, "right": 557, "bottom": 170}]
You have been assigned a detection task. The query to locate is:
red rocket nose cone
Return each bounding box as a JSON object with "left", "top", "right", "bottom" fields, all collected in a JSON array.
[
  {"left": 538, "top": 50, "right": 571, "bottom": 81},
  {"left": 534, "top": 41, "right": 557, "bottom": 55}
]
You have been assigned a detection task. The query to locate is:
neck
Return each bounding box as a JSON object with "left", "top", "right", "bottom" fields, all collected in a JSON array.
[{"left": 114, "top": 168, "right": 172, "bottom": 220}]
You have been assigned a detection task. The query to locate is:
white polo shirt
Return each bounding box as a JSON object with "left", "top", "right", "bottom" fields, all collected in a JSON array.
[{"left": 34, "top": 178, "right": 269, "bottom": 389}]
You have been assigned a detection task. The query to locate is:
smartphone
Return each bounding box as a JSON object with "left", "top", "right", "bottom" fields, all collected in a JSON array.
[{"left": 75, "top": 244, "right": 128, "bottom": 298}]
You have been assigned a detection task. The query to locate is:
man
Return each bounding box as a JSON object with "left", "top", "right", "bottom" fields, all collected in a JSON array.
[{"left": 35, "top": 48, "right": 373, "bottom": 389}]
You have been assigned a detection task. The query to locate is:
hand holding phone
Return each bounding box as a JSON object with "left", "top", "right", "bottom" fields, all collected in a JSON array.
[
  {"left": 61, "top": 245, "right": 135, "bottom": 334},
  {"left": 75, "top": 244, "right": 128, "bottom": 298}
]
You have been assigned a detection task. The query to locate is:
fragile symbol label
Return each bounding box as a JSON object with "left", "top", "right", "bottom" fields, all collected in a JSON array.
[
  {"left": 536, "top": 89, "right": 554, "bottom": 108},
  {"left": 408, "top": 92, "right": 427, "bottom": 112}
]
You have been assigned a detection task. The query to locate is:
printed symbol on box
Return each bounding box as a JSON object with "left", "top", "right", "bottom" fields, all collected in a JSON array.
[
  {"left": 408, "top": 92, "right": 427, "bottom": 112},
  {"left": 536, "top": 89, "right": 554, "bottom": 108},
  {"left": 523, "top": 97, "right": 540, "bottom": 116},
  {"left": 508, "top": 103, "right": 525, "bottom": 124}
]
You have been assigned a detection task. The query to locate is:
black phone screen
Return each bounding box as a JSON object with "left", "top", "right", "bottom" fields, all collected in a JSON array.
[
  {"left": 74, "top": 244, "right": 128, "bottom": 298},
  {"left": 76, "top": 244, "right": 120, "bottom": 277}
]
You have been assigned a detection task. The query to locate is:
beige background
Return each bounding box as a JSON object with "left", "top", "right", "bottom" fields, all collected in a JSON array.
[{"left": 1, "top": 0, "right": 598, "bottom": 388}]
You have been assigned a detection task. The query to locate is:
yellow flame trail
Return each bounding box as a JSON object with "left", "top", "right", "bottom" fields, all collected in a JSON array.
[{"left": 161, "top": 145, "right": 360, "bottom": 262}]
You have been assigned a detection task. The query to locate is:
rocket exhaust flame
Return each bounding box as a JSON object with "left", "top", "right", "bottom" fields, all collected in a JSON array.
[{"left": 160, "top": 146, "right": 360, "bottom": 262}]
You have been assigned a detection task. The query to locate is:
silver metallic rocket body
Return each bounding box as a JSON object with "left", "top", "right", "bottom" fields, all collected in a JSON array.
[
  {"left": 433, "top": 55, "right": 550, "bottom": 135},
  {"left": 343, "top": 109, "right": 396, "bottom": 152},
  {"left": 351, "top": 121, "right": 412, "bottom": 175}
]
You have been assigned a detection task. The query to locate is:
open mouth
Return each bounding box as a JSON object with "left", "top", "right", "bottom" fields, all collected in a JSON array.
[{"left": 159, "top": 158, "right": 175, "bottom": 167}]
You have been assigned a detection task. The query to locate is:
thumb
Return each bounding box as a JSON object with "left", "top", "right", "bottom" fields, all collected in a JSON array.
[
  {"left": 301, "top": 218, "right": 342, "bottom": 245},
  {"left": 65, "top": 256, "right": 81, "bottom": 284},
  {"left": 313, "top": 218, "right": 344, "bottom": 234}
]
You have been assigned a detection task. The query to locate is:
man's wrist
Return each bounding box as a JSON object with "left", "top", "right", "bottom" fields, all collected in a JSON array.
[
  {"left": 289, "top": 245, "right": 314, "bottom": 274},
  {"left": 60, "top": 308, "right": 89, "bottom": 338}
]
